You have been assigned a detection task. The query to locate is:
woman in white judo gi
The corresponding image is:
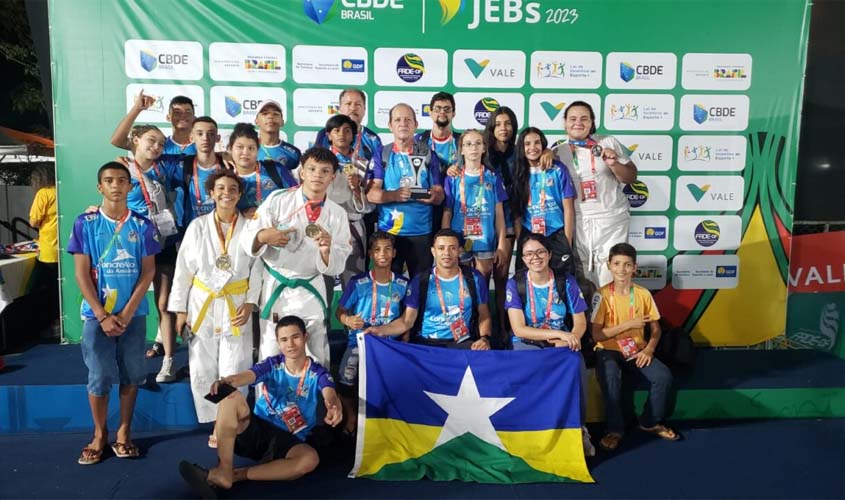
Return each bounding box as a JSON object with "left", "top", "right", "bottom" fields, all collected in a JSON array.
[{"left": 169, "top": 170, "right": 261, "bottom": 425}]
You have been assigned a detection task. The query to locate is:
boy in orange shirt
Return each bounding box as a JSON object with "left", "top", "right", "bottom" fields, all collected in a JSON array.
[{"left": 591, "top": 242, "right": 679, "bottom": 451}]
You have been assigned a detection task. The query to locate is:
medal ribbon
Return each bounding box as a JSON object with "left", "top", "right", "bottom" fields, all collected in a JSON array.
[
  {"left": 459, "top": 167, "right": 485, "bottom": 217},
  {"left": 568, "top": 138, "right": 598, "bottom": 177},
  {"left": 97, "top": 210, "right": 131, "bottom": 264},
  {"left": 370, "top": 271, "right": 394, "bottom": 325},
  {"left": 527, "top": 270, "right": 555, "bottom": 327},
  {"left": 133, "top": 160, "right": 161, "bottom": 212},
  {"left": 527, "top": 169, "right": 548, "bottom": 215},
  {"left": 260, "top": 358, "right": 311, "bottom": 415},
  {"left": 253, "top": 164, "right": 264, "bottom": 203},
  {"left": 303, "top": 197, "right": 324, "bottom": 223},
  {"left": 433, "top": 270, "right": 465, "bottom": 318},
  {"left": 607, "top": 282, "right": 636, "bottom": 326},
  {"left": 213, "top": 211, "right": 238, "bottom": 256}
]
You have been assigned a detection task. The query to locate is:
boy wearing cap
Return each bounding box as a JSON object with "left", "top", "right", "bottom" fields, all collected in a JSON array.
[{"left": 254, "top": 100, "right": 301, "bottom": 174}]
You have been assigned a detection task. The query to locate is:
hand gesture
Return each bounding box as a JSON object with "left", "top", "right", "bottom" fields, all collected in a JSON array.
[
  {"left": 626, "top": 315, "right": 650, "bottom": 330},
  {"left": 344, "top": 314, "right": 365, "bottom": 331},
  {"left": 259, "top": 227, "right": 297, "bottom": 247},
  {"left": 602, "top": 148, "right": 619, "bottom": 168},
  {"left": 232, "top": 303, "right": 255, "bottom": 327},
  {"left": 346, "top": 172, "right": 361, "bottom": 191},
  {"left": 325, "top": 400, "right": 343, "bottom": 427},
  {"left": 133, "top": 89, "right": 155, "bottom": 112}
]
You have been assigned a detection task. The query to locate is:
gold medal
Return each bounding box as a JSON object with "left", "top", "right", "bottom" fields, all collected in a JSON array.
[
  {"left": 305, "top": 223, "right": 322, "bottom": 239},
  {"left": 215, "top": 254, "right": 232, "bottom": 270},
  {"left": 342, "top": 163, "right": 357, "bottom": 176}
]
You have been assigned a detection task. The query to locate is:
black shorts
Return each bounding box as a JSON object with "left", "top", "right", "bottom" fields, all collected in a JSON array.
[
  {"left": 155, "top": 245, "right": 178, "bottom": 267},
  {"left": 234, "top": 414, "right": 306, "bottom": 462}
]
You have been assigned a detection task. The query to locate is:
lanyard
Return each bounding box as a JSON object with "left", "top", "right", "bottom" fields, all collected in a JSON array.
[
  {"left": 370, "top": 271, "right": 393, "bottom": 325},
  {"left": 193, "top": 157, "right": 218, "bottom": 204},
  {"left": 133, "top": 160, "right": 161, "bottom": 211},
  {"left": 527, "top": 168, "right": 547, "bottom": 212},
  {"left": 213, "top": 212, "right": 238, "bottom": 256},
  {"left": 260, "top": 359, "right": 310, "bottom": 414},
  {"left": 392, "top": 143, "right": 413, "bottom": 177},
  {"left": 459, "top": 167, "right": 485, "bottom": 216},
  {"left": 253, "top": 164, "right": 264, "bottom": 203},
  {"left": 568, "top": 139, "right": 597, "bottom": 178},
  {"left": 433, "top": 270, "right": 464, "bottom": 318},
  {"left": 430, "top": 133, "right": 456, "bottom": 165},
  {"left": 260, "top": 144, "right": 277, "bottom": 161},
  {"left": 97, "top": 210, "right": 131, "bottom": 264},
  {"left": 527, "top": 270, "right": 555, "bottom": 327},
  {"left": 608, "top": 283, "right": 636, "bottom": 326}
]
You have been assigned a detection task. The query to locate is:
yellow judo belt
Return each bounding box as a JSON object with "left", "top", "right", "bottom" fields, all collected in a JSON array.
[{"left": 191, "top": 277, "right": 249, "bottom": 336}]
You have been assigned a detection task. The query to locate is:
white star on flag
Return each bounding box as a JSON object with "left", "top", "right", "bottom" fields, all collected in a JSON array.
[{"left": 424, "top": 365, "right": 515, "bottom": 451}]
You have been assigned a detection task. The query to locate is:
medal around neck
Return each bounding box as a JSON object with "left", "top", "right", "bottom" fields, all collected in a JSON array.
[{"left": 216, "top": 254, "right": 232, "bottom": 270}]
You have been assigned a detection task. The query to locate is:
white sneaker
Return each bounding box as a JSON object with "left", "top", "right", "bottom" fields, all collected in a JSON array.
[
  {"left": 156, "top": 356, "right": 176, "bottom": 383},
  {"left": 582, "top": 426, "right": 596, "bottom": 457}
]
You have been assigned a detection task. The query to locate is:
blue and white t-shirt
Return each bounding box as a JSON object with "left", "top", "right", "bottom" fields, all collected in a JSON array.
[
  {"left": 339, "top": 271, "right": 409, "bottom": 347},
  {"left": 504, "top": 271, "right": 587, "bottom": 343},
  {"left": 67, "top": 210, "right": 161, "bottom": 319},
  {"left": 257, "top": 141, "right": 302, "bottom": 174},
  {"left": 521, "top": 160, "right": 576, "bottom": 236},
  {"left": 373, "top": 144, "right": 442, "bottom": 237},
  {"left": 444, "top": 169, "right": 508, "bottom": 252},
  {"left": 405, "top": 268, "right": 489, "bottom": 340},
  {"left": 251, "top": 355, "right": 334, "bottom": 439},
  {"left": 238, "top": 161, "right": 299, "bottom": 211},
  {"left": 164, "top": 136, "right": 196, "bottom": 156}
]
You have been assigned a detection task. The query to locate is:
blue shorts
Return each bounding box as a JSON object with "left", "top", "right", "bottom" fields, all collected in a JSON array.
[
  {"left": 338, "top": 345, "right": 359, "bottom": 387},
  {"left": 81, "top": 315, "right": 147, "bottom": 396}
]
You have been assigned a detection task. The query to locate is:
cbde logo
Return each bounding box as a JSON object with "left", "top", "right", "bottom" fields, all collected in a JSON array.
[
  {"left": 474, "top": 97, "right": 500, "bottom": 125},
  {"left": 693, "top": 103, "right": 737, "bottom": 124},
  {"left": 681, "top": 95, "right": 749, "bottom": 131},
  {"left": 140, "top": 48, "right": 190, "bottom": 72},
  {"left": 396, "top": 53, "right": 425, "bottom": 83},
  {"left": 620, "top": 62, "right": 664, "bottom": 83},
  {"left": 694, "top": 220, "right": 721, "bottom": 247},
  {"left": 303, "top": 0, "right": 404, "bottom": 24},
  {"left": 624, "top": 180, "right": 649, "bottom": 208},
  {"left": 224, "top": 96, "right": 263, "bottom": 118},
  {"left": 440, "top": 0, "right": 541, "bottom": 29}
]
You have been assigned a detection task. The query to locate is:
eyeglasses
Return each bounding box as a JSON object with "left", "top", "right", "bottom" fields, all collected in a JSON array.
[
  {"left": 522, "top": 249, "right": 549, "bottom": 260},
  {"left": 432, "top": 105, "right": 453, "bottom": 113},
  {"left": 462, "top": 141, "right": 484, "bottom": 149}
]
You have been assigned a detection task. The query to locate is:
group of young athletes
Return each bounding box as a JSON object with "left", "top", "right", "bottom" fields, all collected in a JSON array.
[{"left": 68, "top": 88, "right": 680, "bottom": 496}]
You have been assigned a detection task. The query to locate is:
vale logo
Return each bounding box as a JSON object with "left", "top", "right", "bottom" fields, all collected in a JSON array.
[
  {"left": 439, "top": 0, "right": 465, "bottom": 25},
  {"left": 304, "top": 0, "right": 335, "bottom": 24},
  {"left": 540, "top": 101, "right": 565, "bottom": 121},
  {"left": 140, "top": 49, "right": 158, "bottom": 72},
  {"left": 464, "top": 58, "right": 490, "bottom": 78},
  {"left": 686, "top": 183, "right": 711, "bottom": 202}
]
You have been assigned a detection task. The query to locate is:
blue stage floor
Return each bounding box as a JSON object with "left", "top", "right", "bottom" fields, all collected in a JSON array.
[{"left": 1, "top": 418, "right": 844, "bottom": 498}]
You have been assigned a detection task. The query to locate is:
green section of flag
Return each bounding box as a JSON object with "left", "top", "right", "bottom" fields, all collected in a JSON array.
[{"left": 364, "top": 433, "right": 578, "bottom": 484}]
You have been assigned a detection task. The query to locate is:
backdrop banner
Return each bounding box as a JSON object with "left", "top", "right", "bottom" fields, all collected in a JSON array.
[{"left": 49, "top": 0, "right": 811, "bottom": 345}]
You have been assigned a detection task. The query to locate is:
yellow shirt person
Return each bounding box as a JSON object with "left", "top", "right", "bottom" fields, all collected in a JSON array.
[{"left": 29, "top": 186, "right": 58, "bottom": 263}]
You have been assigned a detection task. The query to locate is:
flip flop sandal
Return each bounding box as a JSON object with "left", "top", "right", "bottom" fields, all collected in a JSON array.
[
  {"left": 207, "top": 435, "right": 217, "bottom": 449},
  {"left": 145, "top": 342, "right": 164, "bottom": 359},
  {"left": 111, "top": 442, "right": 140, "bottom": 458},
  {"left": 599, "top": 433, "right": 623, "bottom": 451},
  {"left": 78, "top": 446, "right": 104, "bottom": 465},
  {"left": 179, "top": 461, "right": 218, "bottom": 500},
  {"left": 639, "top": 424, "right": 681, "bottom": 441}
]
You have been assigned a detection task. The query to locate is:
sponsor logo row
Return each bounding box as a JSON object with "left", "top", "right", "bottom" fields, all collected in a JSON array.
[
  {"left": 622, "top": 175, "right": 745, "bottom": 212},
  {"left": 633, "top": 254, "right": 739, "bottom": 290},
  {"left": 627, "top": 214, "right": 743, "bottom": 252},
  {"left": 128, "top": 84, "right": 751, "bottom": 133},
  {"left": 125, "top": 40, "right": 752, "bottom": 92}
]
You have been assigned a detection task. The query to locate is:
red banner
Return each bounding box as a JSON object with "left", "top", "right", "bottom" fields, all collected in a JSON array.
[{"left": 788, "top": 231, "right": 845, "bottom": 293}]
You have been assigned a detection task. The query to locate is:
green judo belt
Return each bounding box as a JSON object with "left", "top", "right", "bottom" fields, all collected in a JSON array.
[{"left": 260, "top": 262, "right": 328, "bottom": 320}]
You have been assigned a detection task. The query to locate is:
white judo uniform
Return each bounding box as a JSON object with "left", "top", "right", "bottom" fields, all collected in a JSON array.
[
  {"left": 554, "top": 135, "right": 634, "bottom": 288},
  {"left": 168, "top": 212, "right": 261, "bottom": 423},
  {"left": 241, "top": 186, "right": 352, "bottom": 367},
  {"left": 326, "top": 162, "right": 373, "bottom": 288}
]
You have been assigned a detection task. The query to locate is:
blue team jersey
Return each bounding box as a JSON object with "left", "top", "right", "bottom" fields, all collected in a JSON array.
[
  {"left": 316, "top": 126, "right": 383, "bottom": 169},
  {"left": 444, "top": 169, "right": 508, "bottom": 252},
  {"left": 373, "top": 144, "right": 442, "bottom": 237},
  {"left": 176, "top": 160, "right": 219, "bottom": 223},
  {"left": 126, "top": 160, "right": 178, "bottom": 218},
  {"left": 339, "top": 271, "right": 409, "bottom": 347},
  {"left": 488, "top": 147, "right": 516, "bottom": 231},
  {"left": 237, "top": 161, "right": 299, "bottom": 211},
  {"left": 164, "top": 136, "right": 196, "bottom": 156},
  {"left": 415, "top": 132, "right": 459, "bottom": 169},
  {"left": 406, "top": 269, "right": 489, "bottom": 340},
  {"left": 257, "top": 141, "right": 302, "bottom": 173},
  {"left": 521, "top": 160, "right": 576, "bottom": 235},
  {"left": 504, "top": 271, "right": 587, "bottom": 343},
  {"left": 251, "top": 355, "right": 334, "bottom": 439},
  {"left": 67, "top": 210, "right": 161, "bottom": 319}
]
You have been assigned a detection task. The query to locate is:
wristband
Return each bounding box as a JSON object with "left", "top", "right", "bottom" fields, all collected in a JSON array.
[{"left": 98, "top": 313, "right": 111, "bottom": 324}]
